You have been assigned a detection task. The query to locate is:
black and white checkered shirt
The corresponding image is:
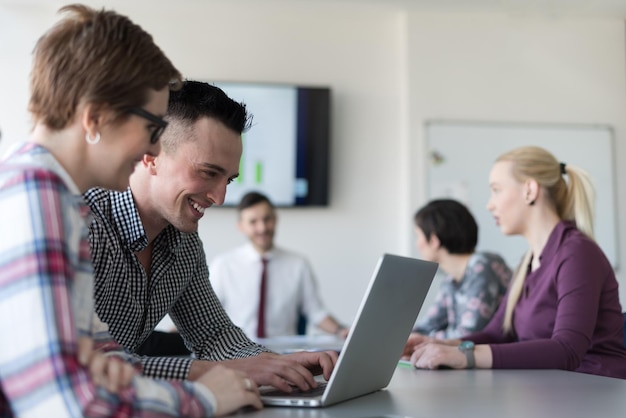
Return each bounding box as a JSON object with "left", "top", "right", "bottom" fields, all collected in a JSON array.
[{"left": 85, "top": 187, "right": 268, "bottom": 380}]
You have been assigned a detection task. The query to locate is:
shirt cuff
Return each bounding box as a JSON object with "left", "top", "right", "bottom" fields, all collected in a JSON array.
[
  {"left": 192, "top": 382, "right": 218, "bottom": 414},
  {"left": 141, "top": 356, "right": 193, "bottom": 380}
]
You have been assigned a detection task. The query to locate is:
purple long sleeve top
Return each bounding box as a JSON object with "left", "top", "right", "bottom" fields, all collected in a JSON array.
[{"left": 466, "top": 221, "right": 626, "bottom": 379}]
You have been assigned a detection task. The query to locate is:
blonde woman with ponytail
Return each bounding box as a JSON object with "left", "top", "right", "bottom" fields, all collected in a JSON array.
[{"left": 403, "top": 146, "right": 626, "bottom": 379}]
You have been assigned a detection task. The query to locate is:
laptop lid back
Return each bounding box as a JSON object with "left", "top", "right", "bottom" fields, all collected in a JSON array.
[
  {"left": 259, "top": 253, "right": 437, "bottom": 407},
  {"left": 320, "top": 253, "right": 437, "bottom": 406}
]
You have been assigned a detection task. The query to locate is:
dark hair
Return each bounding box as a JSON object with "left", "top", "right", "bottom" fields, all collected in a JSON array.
[
  {"left": 161, "top": 80, "right": 252, "bottom": 152},
  {"left": 29, "top": 4, "right": 182, "bottom": 130},
  {"left": 414, "top": 199, "right": 478, "bottom": 254},
  {"left": 237, "top": 191, "right": 274, "bottom": 212},
  {"left": 167, "top": 80, "right": 253, "bottom": 132}
]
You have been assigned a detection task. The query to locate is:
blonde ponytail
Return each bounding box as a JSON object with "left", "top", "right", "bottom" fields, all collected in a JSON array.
[
  {"left": 503, "top": 251, "right": 532, "bottom": 334},
  {"left": 561, "top": 164, "right": 595, "bottom": 239},
  {"left": 497, "top": 147, "right": 596, "bottom": 334}
]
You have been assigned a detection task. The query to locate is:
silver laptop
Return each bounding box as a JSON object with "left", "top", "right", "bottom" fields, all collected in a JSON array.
[{"left": 260, "top": 253, "right": 438, "bottom": 407}]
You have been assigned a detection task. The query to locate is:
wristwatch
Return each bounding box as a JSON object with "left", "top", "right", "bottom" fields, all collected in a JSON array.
[{"left": 458, "top": 341, "right": 475, "bottom": 369}]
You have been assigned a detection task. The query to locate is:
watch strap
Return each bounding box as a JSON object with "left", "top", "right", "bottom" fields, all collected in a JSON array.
[{"left": 459, "top": 341, "right": 475, "bottom": 369}]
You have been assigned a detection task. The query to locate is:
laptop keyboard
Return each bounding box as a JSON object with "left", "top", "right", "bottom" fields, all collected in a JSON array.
[{"left": 262, "top": 381, "right": 327, "bottom": 398}]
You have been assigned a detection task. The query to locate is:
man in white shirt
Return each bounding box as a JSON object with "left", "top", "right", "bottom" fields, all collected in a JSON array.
[{"left": 210, "top": 191, "right": 349, "bottom": 340}]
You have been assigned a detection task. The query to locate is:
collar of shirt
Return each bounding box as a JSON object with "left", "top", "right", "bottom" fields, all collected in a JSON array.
[
  {"left": 6, "top": 143, "right": 92, "bottom": 222},
  {"left": 537, "top": 220, "right": 577, "bottom": 266},
  {"left": 111, "top": 188, "right": 148, "bottom": 252},
  {"left": 242, "top": 242, "right": 276, "bottom": 263},
  {"left": 9, "top": 143, "right": 81, "bottom": 195},
  {"left": 109, "top": 188, "right": 181, "bottom": 254}
]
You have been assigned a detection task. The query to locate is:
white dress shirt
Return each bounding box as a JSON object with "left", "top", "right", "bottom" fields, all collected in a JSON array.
[{"left": 210, "top": 243, "right": 330, "bottom": 339}]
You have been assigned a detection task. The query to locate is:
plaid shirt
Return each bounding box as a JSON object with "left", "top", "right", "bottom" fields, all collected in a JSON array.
[
  {"left": 0, "top": 143, "right": 216, "bottom": 417},
  {"left": 85, "top": 187, "right": 269, "bottom": 380}
]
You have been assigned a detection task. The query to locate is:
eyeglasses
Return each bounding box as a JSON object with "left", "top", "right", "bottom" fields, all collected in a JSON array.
[{"left": 129, "top": 107, "right": 168, "bottom": 144}]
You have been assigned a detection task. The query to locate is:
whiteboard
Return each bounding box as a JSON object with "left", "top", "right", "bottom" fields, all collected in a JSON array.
[{"left": 426, "top": 121, "right": 618, "bottom": 270}]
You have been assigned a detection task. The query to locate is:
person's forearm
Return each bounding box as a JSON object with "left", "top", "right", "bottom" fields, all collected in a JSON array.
[
  {"left": 188, "top": 359, "right": 218, "bottom": 381},
  {"left": 423, "top": 335, "right": 474, "bottom": 347},
  {"left": 473, "top": 344, "right": 494, "bottom": 368},
  {"left": 91, "top": 375, "right": 217, "bottom": 417},
  {"left": 317, "top": 316, "right": 346, "bottom": 336}
]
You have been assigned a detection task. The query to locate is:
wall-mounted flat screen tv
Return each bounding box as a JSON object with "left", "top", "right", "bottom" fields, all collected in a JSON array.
[{"left": 213, "top": 81, "right": 330, "bottom": 207}]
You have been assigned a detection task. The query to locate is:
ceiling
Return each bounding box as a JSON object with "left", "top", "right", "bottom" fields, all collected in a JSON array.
[
  {"left": 336, "top": 0, "right": 626, "bottom": 18},
  {"left": 2, "top": 0, "right": 626, "bottom": 19}
]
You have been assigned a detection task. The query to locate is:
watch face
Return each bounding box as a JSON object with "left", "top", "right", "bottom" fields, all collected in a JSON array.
[{"left": 459, "top": 341, "right": 475, "bottom": 351}]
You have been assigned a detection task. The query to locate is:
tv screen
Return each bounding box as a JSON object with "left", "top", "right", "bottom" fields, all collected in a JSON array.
[{"left": 213, "top": 81, "right": 330, "bottom": 207}]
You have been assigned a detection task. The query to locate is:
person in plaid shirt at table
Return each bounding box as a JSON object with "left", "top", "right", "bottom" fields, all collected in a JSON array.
[{"left": 0, "top": 4, "right": 261, "bottom": 417}]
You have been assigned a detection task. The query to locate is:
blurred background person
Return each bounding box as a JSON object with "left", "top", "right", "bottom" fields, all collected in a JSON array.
[{"left": 211, "top": 191, "right": 349, "bottom": 340}]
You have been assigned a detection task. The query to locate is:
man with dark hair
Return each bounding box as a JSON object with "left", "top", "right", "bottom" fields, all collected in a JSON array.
[
  {"left": 411, "top": 199, "right": 512, "bottom": 339},
  {"left": 86, "top": 81, "right": 337, "bottom": 392},
  {"left": 210, "top": 191, "right": 349, "bottom": 340}
]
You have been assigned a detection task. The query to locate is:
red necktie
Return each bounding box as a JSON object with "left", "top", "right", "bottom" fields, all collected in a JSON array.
[{"left": 257, "top": 257, "right": 269, "bottom": 338}]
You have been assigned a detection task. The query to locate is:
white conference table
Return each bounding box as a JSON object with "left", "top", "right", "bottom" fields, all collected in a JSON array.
[
  {"left": 232, "top": 367, "right": 626, "bottom": 418},
  {"left": 256, "top": 335, "right": 345, "bottom": 354}
]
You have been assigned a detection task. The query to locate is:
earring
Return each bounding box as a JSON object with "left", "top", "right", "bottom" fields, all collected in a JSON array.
[
  {"left": 85, "top": 132, "right": 101, "bottom": 145},
  {"left": 528, "top": 200, "right": 535, "bottom": 206}
]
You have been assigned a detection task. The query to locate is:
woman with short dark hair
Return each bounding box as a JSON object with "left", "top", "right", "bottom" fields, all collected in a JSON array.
[{"left": 411, "top": 199, "right": 512, "bottom": 339}]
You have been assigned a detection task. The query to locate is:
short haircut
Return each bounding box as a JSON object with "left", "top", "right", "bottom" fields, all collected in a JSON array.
[
  {"left": 237, "top": 191, "right": 274, "bottom": 212},
  {"left": 29, "top": 4, "right": 182, "bottom": 130},
  {"left": 162, "top": 80, "right": 253, "bottom": 153},
  {"left": 414, "top": 199, "right": 478, "bottom": 254}
]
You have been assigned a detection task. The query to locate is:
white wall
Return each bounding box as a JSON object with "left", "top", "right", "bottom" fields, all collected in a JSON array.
[
  {"left": 406, "top": 11, "right": 626, "bottom": 311},
  {"left": 1, "top": 1, "right": 625, "bottom": 323}
]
